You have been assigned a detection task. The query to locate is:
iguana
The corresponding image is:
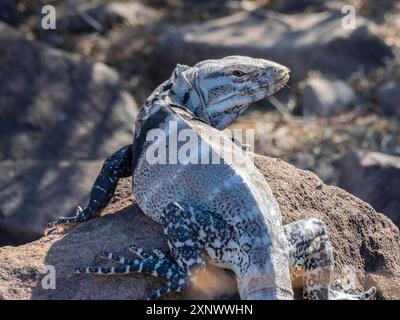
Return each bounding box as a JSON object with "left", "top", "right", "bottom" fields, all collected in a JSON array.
[{"left": 46, "top": 56, "right": 376, "bottom": 300}]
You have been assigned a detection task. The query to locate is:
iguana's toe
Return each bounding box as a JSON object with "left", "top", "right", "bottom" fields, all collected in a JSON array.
[
  {"left": 329, "top": 286, "right": 376, "bottom": 300},
  {"left": 44, "top": 207, "right": 87, "bottom": 236},
  {"left": 144, "top": 282, "right": 184, "bottom": 300}
]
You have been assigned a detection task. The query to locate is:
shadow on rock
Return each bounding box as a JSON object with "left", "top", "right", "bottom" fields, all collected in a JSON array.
[{"left": 30, "top": 201, "right": 239, "bottom": 300}]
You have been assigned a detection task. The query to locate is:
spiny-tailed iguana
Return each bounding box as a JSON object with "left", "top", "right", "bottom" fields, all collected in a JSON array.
[{"left": 46, "top": 56, "right": 375, "bottom": 300}]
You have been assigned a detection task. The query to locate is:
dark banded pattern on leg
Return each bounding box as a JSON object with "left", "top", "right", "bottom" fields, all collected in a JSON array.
[
  {"left": 75, "top": 244, "right": 190, "bottom": 300},
  {"left": 73, "top": 202, "right": 211, "bottom": 300},
  {"left": 45, "top": 145, "right": 133, "bottom": 234},
  {"left": 285, "top": 218, "right": 376, "bottom": 300}
]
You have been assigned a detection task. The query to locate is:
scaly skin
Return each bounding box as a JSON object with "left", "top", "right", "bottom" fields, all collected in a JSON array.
[{"left": 46, "top": 56, "right": 375, "bottom": 300}]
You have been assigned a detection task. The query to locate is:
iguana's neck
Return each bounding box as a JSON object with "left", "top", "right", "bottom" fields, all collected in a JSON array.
[
  {"left": 143, "top": 77, "right": 208, "bottom": 123},
  {"left": 170, "top": 82, "right": 203, "bottom": 113}
]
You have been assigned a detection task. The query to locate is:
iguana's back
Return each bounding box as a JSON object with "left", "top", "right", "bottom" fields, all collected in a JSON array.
[{"left": 132, "top": 104, "right": 289, "bottom": 280}]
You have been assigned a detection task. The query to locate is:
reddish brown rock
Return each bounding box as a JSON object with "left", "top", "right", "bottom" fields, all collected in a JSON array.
[{"left": 0, "top": 155, "right": 399, "bottom": 299}]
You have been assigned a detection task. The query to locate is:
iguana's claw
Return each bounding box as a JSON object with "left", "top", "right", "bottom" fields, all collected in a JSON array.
[
  {"left": 329, "top": 276, "right": 376, "bottom": 300},
  {"left": 361, "top": 287, "right": 377, "bottom": 300}
]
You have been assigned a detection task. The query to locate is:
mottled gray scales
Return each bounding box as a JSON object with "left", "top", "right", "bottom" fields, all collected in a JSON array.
[{"left": 46, "top": 56, "right": 375, "bottom": 300}]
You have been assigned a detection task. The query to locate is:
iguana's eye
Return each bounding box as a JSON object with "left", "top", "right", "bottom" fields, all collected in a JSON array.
[{"left": 232, "top": 70, "right": 246, "bottom": 78}]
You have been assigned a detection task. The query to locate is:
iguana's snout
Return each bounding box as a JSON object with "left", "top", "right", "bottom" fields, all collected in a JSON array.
[{"left": 251, "top": 60, "right": 290, "bottom": 95}]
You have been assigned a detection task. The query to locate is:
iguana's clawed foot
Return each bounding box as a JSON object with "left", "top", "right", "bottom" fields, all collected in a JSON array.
[
  {"left": 329, "top": 287, "right": 376, "bottom": 300},
  {"left": 329, "top": 278, "right": 376, "bottom": 300},
  {"left": 44, "top": 206, "right": 88, "bottom": 236},
  {"left": 44, "top": 145, "right": 134, "bottom": 236},
  {"left": 75, "top": 245, "right": 189, "bottom": 300}
]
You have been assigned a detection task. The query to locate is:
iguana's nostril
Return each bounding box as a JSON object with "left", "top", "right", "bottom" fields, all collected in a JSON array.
[
  {"left": 274, "top": 67, "right": 286, "bottom": 75},
  {"left": 276, "top": 67, "right": 290, "bottom": 76}
]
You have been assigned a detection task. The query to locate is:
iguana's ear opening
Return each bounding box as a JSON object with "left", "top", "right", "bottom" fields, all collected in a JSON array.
[
  {"left": 171, "top": 63, "right": 198, "bottom": 88},
  {"left": 170, "top": 63, "right": 205, "bottom": 113},
  {"left": 173, "top": 63, "right": 189, "bottom": 77}
]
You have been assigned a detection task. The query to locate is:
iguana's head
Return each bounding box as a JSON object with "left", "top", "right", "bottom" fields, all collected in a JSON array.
[{"left": 169, "top": 56, "right": 290, "bottom": 129}]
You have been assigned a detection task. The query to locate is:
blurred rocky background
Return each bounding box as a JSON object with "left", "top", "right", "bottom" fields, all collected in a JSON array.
[{"left": 0, "top": 0, "right": 399, "bottom": 246}]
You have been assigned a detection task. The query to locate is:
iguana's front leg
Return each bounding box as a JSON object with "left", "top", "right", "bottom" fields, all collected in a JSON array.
[
  {"left": 45, "top": 144, "right": 133, "bottom": 234},
  {"left": 284, "top": 218, "right": 376, "bottom": 300}
]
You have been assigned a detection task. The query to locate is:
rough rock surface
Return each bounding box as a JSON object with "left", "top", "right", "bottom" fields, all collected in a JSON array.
[
  {"left": 339, "top": 149, "right": 400, "bottom": 228},
  {"left": 0, "top": 22, "right": 137, "bottom": 161},
  {"left": 151, "top": 11, "right": 393, "bottom": 83},
  {"left": 0, "top": 154, "right": 399, "bottom": 300},
  {"left": 376, "top": 81, "right": 400, "bottom": 118},
  {"left": 56, "top": 2, "right": 153, "bottom": 33},
  {"left": 0, "top": 160, "right": 103, "bottom": 246},
  {"left": 300, "top": 76, "right": 356, "bottom": 117},
  {"left": 0, "top": 0, "right": 18, "bottom": 26},
  {"left": 267, "top": 0, "right": 341, "bottom": 13}
]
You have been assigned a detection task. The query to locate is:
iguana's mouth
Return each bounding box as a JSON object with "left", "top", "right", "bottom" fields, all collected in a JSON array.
[
  {"left": 209, "top": 72, "right": 289, "bottom": 117},
  {"left": 225, "top": 104, "right": 246, "bottom": 113},
  {"left": 263, "top": 73, "right": 290, "bottom": 91}
]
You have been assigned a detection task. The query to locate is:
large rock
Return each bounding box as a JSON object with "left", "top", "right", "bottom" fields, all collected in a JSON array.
[
  {"left": 300, "top": 76, "right": 356, "bottom": 117},
  {"left": 266, "top": 0, "right": 339, "bottom": 13},
  {"left": 376, "top": 81, "right": 400, "bottom": 118},
  {"left": 0, "top": 22, "right": 137, "bottom": 161},
  {"left": 0, "top": 155, "right": 399, "bottom": 299},
  {"left": 151, "top": 10, "right": 393, "bottom": 83},
  {"left": 0, "top": 160, "right": 104, "bottom": 246},
  {"left": 56, "top": 2, "right": 154, "bottom": 33},
  {"left": 0, "top": 0, "right": 18, "bottom": 26},
  {"left": 339, "top": 149, "right": 400, "bottom": 228}
]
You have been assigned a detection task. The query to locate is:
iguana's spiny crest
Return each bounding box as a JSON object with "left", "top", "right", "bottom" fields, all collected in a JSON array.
[{"left": 164, "top": 56, "right": 290, "bottom": 129}]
